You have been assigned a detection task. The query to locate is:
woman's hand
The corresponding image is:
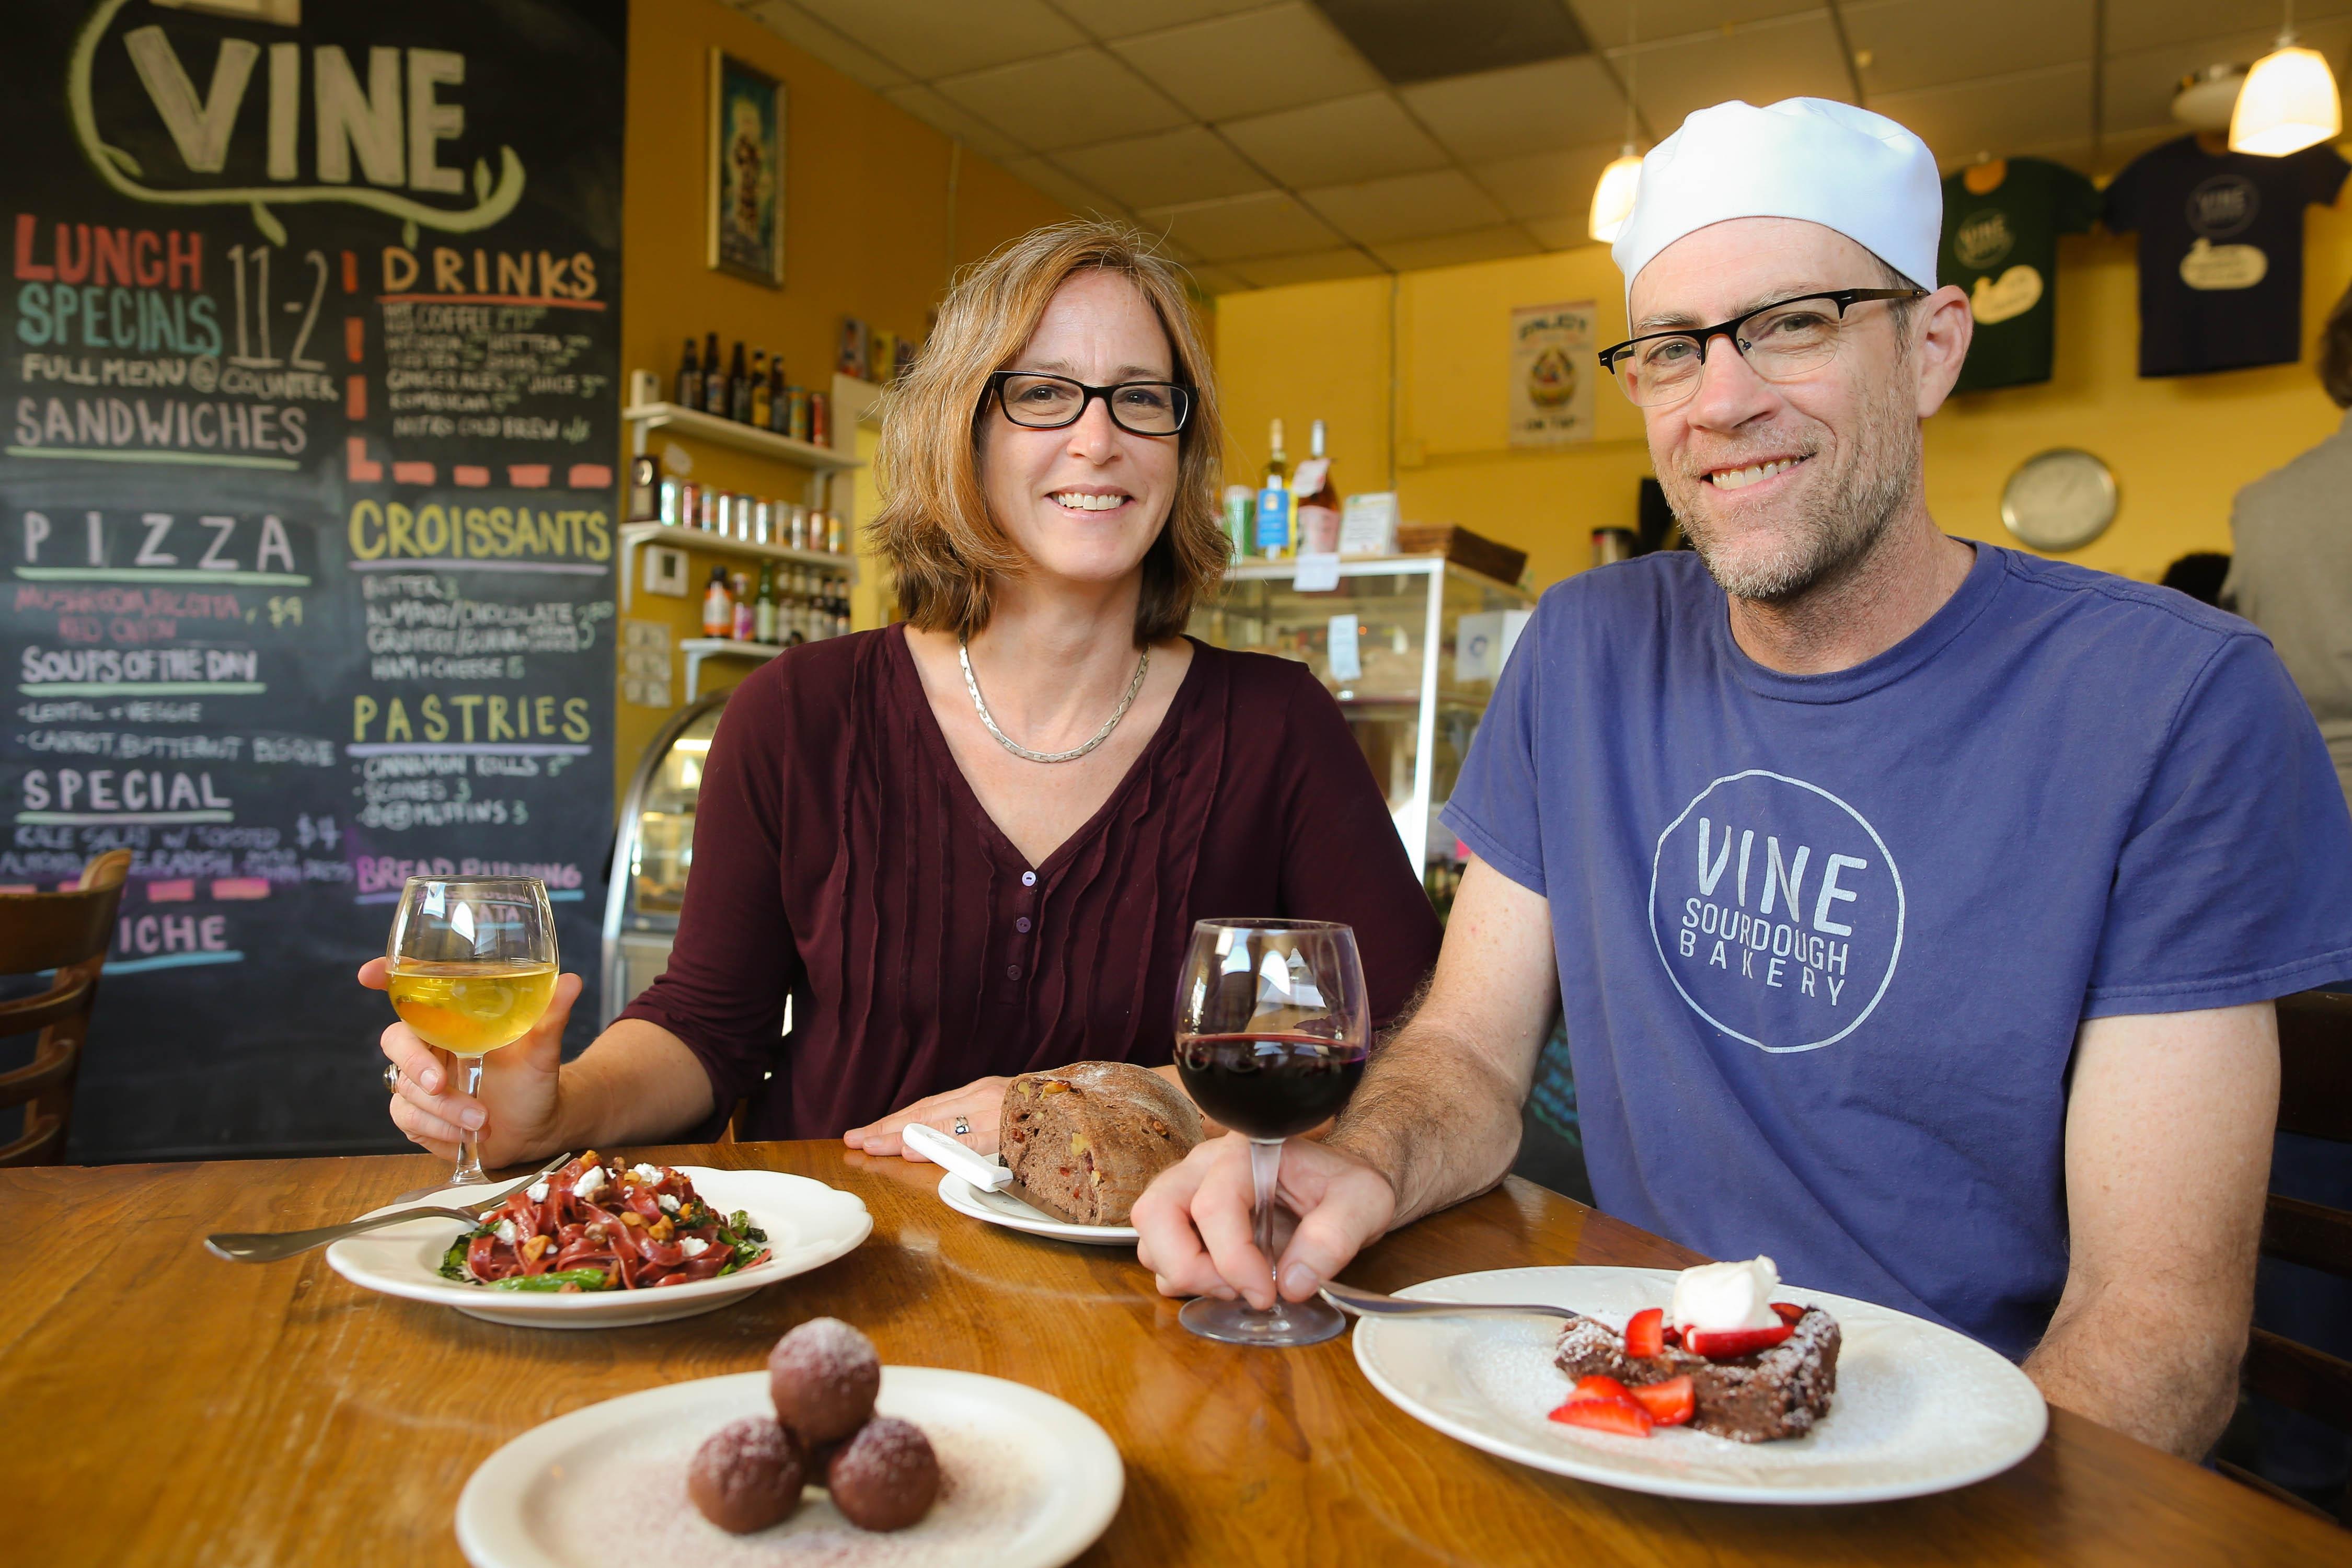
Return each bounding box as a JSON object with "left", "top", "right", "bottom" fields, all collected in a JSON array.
[
  {"left": 366, "top": 956, "right": 583, "bottom": 1167},
  {"left": 843, "top": 1075, "right": 1013, "bottom": 1159}
]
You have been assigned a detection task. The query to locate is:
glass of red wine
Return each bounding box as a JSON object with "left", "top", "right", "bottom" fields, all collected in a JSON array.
[{"left": 1171, "top": 918, "right": 1370, "bottom": 1347}]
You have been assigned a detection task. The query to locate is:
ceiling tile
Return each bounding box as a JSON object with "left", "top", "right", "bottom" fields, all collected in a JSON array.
[
  {"left": 1111, "top": 3, "right": 1384, "bottom": 121},
  {"left": 1841, "top": 0, "right": 2092, "bottom": 97},
  {"left": 1177, "top": 259, "right": 1259, "bottom": 295},
  {"left": 1228, "top": 247, "right": 1389, "bottom": 287},
  {"left": 1002, "top": 155, "right": 1126, "bottom": 216},
  {"left": 1219, "top": 93, "right": 1451, "bottom": 188},
  {"left": 1370, "top": 224, "right": 1541, "bottom": 271},
  {"left": 791, "top": 0, "right": 1083, "bottom": 79},
  {"left": 1399, "top": 55, "right": 1630, "bottom": 163},
  {"left": 2104, "top": 0, "right": 2352, "bottom": 55},
  {"left": 1630, "top": 15, "right": 1858, "bottom": 138},
  {"left": 1474, "top": 142, "right": 1629, "bottom": 222},
  {"left": 1137, "top": 190, "right": 1347, "bottom": 261},
  {"left": 2103, "top": 22, "right": 2352, "bottom": 138},
  {"left": 742, "top": 2, "right": 912, "bottom": 90},
  {"left": 1051, "top": 0, "right": 1271, "bottom": 41},
  {"left": 935, "top": 46, "right": 1193, "bottom": 151},
  {"left": 1524, "top": 213, "right": 1606, "bottom": 250},
  {"left": 1056, "top": 125, "right": 1273, "bottom": 207},
  {"left": 1871, "top": 61, "right": 2093, "bottom": 163},
  {"left": 880, "top": 85, "right": 1031, "bottom": 163},
  {"left": 1563, "top": 0, "right": 1826, "bottom": 48},
  {"left": 1301, "top": 168, "right": 1508, "bottom": 244},
  {"left": 1317, "top": 0, "right": 1590, "bottom": 85}
]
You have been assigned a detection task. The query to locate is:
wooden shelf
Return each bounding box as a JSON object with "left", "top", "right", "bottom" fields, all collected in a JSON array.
[
  {"left": 619, "top": 522, "right": 854, "bottom": 611},
  {"left": 622, "top": 401, "right": 862, "bottom": 471}
]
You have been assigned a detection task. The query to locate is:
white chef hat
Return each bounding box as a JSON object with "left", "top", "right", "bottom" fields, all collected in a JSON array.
[{"left": 1610, "top": 98, "right": 1941, "bottom": 308}]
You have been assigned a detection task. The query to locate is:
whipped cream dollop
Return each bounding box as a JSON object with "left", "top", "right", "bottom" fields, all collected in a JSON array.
[{"left": 1667, "top": 1255, "right": 1781, "bottom": 1333}]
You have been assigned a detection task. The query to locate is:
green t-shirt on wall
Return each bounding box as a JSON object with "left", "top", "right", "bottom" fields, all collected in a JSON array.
[{"left": 1939, "top": 157, "right": 2101, "bottom": 393}]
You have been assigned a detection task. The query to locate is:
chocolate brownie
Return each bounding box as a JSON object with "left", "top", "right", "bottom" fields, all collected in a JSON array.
[
  {"left": 999, "top": 1061, "right": 1202, "bottom": 1225},
  {"left": 1553, "top": 1308, "right": 1840, "bottom": 1443}
]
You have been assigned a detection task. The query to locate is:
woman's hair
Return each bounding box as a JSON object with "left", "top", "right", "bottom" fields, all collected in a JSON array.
[
  {"left": 868, "top": 220, "right": 1227, "bottom": 643},
  {"left": 2322, "top": 280, "right": 2352, "bottom": 408}
]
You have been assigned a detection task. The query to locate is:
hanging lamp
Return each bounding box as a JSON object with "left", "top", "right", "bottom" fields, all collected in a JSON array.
[
  {"left": 1590, "top": 4, "right": 1643, "bottom": 242},
  {"left": 2230, "top": 2, "right": 2341, "bottom": 156}
]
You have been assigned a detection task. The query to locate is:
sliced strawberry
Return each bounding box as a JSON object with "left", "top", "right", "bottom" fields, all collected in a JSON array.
[
  {"left": 1770, "top": 1301, "right": 1806, "bottom": 1325},
  {"left": 1623, "top": 1306, "right": 1665, "bottom": 1359},
  {"left": 1661, "top": 1322, "right": 1683, "bottom": 1348},
  {"left": 1572, "top": 1374, "right": 1632, "bottom": 1403},
  {"left": 1550, "top": 1394, "right": 1653, "bottom": 1437},
  {"left": 1682, "top": 1322, "right": 1795, "bottom": 1359},
  {"left": 1627, "top": 1375, "right": 1694, "bottom": 1427}
]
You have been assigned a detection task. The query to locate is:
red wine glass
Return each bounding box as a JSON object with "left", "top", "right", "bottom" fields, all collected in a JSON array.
[{"left": 1171, "top": 918, "right": 1370, "bottom": 1347}]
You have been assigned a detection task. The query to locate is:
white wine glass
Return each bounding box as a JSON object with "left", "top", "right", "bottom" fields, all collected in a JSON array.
[
  {"left": 1171, "top": 918, "right": 1370, "bottom": 1348},
  {"left": 386, "top": 875, "right": 559, "bottom": 1186}
]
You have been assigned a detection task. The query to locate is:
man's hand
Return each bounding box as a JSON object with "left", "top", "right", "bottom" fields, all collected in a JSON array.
[
  {"left": 2025, "top": 1002, "right": 2277, "bottom": 1459},
  {"left": 1133, "top": 1134, "right": 1399, "bottom": 1309}
]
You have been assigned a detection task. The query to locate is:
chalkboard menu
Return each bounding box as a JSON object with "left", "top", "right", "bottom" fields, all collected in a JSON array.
[{"left": 2, "top": 0, "right": 626, "bottom": 1160}]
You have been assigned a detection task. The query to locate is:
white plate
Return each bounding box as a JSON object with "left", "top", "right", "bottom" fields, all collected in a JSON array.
[
  {"left": 1351, "top": 1265, "right": 2046, "bottom": 1506},
  {"left": 326, "top": 1167, "right": 872, "bottom": 1328},
  {"left": 934, "top": 1171, "right": 1136, "bottom": 1246},
  {"left": 455, "top": 1366, "right": 1123, "bottom": 1568}
]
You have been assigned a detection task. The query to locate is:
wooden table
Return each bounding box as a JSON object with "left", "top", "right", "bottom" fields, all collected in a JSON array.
[{"left": 3, "top": 1142, "right": 2337, "bottom": 1566}]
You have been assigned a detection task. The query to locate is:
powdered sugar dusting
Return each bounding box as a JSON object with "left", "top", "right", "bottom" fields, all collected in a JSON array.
[{"left": 534, "top": 1416, "right": 1046, "bottom": 1567}]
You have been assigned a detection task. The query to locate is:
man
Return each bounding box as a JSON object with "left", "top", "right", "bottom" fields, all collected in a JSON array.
[{"left": 1135, "top": 99, "right": 2352, "bottom": 1460}]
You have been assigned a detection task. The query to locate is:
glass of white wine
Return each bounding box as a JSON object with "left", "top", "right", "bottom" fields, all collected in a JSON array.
[{"left": 386, "top": 875, "right": 559, "bottom": 1186}]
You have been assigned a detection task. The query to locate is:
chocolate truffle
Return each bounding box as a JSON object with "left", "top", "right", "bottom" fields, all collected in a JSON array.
[
  {"left": 768, "top": 1317, "right": 881, "bottom": 1444},
  {"left": 686, "top": 1417, "right": 805, "bottom": 1534},
  {"left": 824, "top": 1415, "right": 940, "bottom": 1532}
]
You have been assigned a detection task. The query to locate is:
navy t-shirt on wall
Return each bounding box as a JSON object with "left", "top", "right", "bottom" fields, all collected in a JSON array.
[
  {"left": 2103, "top": 134, "right": 2349, "bottom": 376},
  {"left": 1442, "top": 545, "right": 2352, "bottom": 1358}
]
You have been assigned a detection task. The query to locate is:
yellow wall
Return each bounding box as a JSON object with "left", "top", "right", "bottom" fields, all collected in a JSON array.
[
  {"left": 1215, "top": 199, "right": 2352, "bottom": 596},
  {"left": 610, "top": 0, "right": 1066, "bottom": 794}
]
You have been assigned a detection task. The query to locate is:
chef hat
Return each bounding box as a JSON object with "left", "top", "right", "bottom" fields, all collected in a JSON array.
[{"left": 1610, "top": 98, "right": 1940, "bottom": 308}]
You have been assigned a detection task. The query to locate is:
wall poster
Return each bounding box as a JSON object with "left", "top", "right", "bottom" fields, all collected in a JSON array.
[
  {"left": 3, "top": 0, "right": 626, "bottom": 1160},
  {"left": 1508, "top": 300, "right": 1596, "bottom": 448},
  {"left": 708, "top": 49, "right": 784, "bottom": 287}
]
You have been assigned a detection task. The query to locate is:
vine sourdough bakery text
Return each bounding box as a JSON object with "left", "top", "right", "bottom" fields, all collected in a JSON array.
[{"left": 0, "top": 2, "right": 624, "bottom": 1158}]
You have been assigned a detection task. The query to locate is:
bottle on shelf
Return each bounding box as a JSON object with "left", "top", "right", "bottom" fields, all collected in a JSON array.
[
  {"left": 749, "top": 350, "right": 772, "bottom": 429},
  {"left": 675, "top": 337, "right": 700, "bottom": 411},
  {"left": 766, "top": 355, "right": 788, "bottom": 434},
  {"left": 701, "top": 566, "right": 733, "bottom": 637},
  {"left": 731, "top": 572, "right": 756, "bottom": 640},
  {"left": 728, "top": 342, "right": 752, "bottom": 423},
  {"left": 826, "top": 514, "right": 845, "bottom": 554},
  {"left": 1295, "top": 419, "right": 1341, "bottom": 554},
  {"left": 754, "top": 564, "right": 777, "bottom": 644},
  {"left": 700, "top": 331, "right": 723, "bottom": 414},
  {"left": 1255, "top": 418, "right": 1294, "bottom": 559}
]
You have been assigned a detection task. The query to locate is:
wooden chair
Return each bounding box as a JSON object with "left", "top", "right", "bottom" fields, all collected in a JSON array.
[
  {"left": 2220, "top": 988, "right": 2352, "bottom": 1522},
  {"left": 0, "top": 850, "right": 131, "bottom": 1167}
]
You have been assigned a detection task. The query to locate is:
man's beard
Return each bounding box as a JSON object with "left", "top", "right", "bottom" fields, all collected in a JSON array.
[{"left": 1663, "top": 387, "right": 1920, "bottom": 605}]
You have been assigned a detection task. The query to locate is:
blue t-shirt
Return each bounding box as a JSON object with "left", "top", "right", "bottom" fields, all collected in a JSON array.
[{"left": 1442, "top": 544, "right": 2352, "bottom": 1358}]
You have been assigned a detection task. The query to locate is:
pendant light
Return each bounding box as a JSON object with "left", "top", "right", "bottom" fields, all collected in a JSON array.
[
  {"left": 2230, "top": 1, "right": 2342, "bottom": 156},
  {"left": 1590, "top": 3, "right": 1643, "bottom": 243}
]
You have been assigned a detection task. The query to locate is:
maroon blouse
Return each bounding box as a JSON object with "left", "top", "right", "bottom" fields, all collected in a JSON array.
[{"left": 620, "top": 624, "right": 1443, "bottom": 1141}]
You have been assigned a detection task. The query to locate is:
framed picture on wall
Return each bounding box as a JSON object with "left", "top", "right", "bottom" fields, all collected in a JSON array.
[{"left": 708, "top": 50, "right": 785, "bottom": 287}]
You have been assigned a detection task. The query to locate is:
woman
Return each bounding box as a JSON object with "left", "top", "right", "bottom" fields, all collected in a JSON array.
[{"left": 373, "top": 220, "right": 1440, "bottom": 1166}]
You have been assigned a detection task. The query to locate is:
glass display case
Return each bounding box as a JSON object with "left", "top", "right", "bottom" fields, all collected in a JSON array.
[
  {"left": 599, "top": 690, "right": 728, "bottom": 1028},
  {"left": 1189, "top": 556, "right": 1534, "bottom": 868}
]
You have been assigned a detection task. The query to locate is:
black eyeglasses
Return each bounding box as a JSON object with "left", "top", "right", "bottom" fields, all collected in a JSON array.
[
  {"left": 985, "top": 371, "right": 1193, "bottom": 436},
  {"left": 1597, "top": 288, "right": 1927, "bottom": 408}
]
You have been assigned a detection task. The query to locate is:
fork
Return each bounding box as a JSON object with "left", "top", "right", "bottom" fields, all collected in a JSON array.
[
  {"left": 203, "top": 1152, "right": 575, "bottom": 1263},
  {"left": 1319, "top": 1278, "right": 1585, "bottom": 1322}
]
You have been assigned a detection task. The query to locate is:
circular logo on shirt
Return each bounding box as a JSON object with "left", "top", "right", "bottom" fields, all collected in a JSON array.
[
  {"left": 2186, "top": 175, "right": 2261, "bottom": 239},
  {"left": 1954, "top": 210, "right": 2014, "bottom": 270},
  {"left": 1647, "top": 770, "right": 1906, "bottom": 1053}
]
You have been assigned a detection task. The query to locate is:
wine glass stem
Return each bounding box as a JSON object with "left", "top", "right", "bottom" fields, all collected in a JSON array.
[
  {"left": 453, "top": 1057, "right": 487, "bottom": 1185},
  {"left": 1249, "top": 1137, "right": 1283, "bottom": 1313}
]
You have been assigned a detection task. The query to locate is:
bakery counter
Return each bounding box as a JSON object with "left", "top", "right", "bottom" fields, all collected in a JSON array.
[{"left": 3, "top": 1140, "right": 2335, "bottom": 1565}]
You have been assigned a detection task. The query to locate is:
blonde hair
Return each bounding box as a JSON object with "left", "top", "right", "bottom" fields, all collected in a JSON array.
[{"left": 869, "top": 220, "right": 1227, "bottom": 643}]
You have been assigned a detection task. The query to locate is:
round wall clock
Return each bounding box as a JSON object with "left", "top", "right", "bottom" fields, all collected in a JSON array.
[{"left": 2000, "top": 448, "right": 2117, "bottom": 551}]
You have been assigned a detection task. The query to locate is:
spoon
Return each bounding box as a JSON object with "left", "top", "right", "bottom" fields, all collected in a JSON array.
[
  {"left": 204, "top": 1152, "right": 575, "bottom": 1263},
  {"left": 1319, "top": 1279, "right": 1586, "bottom": 1322}
]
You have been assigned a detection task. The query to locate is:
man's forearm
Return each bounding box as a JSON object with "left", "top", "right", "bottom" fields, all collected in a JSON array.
[
  {"left": 1328, "top": 1022, "right": 1530, "bottom": 1228},
  {"left": 2022, "top": 1266, "right": 2252, "bottom": 1459}
]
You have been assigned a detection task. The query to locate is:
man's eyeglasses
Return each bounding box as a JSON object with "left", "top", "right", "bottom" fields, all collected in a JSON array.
[
  {"left": 1597, "top": 288, "right": 1927, "bottom": 409},
  {"left": 985, "top": 371, "right": 1193, "bottom": 436}
]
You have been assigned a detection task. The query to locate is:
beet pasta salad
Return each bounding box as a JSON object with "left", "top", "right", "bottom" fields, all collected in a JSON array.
[{"left": 437, "top": 1153, "right": 771, "bottom": 1292}]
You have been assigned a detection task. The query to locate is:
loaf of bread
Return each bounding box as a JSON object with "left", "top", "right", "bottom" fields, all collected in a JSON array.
[{"left": 999, "top": 1062, "right": 1203, "bottom": 1226}]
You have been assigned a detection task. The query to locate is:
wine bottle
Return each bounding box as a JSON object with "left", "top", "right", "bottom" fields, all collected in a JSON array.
[
  {"left": 766, "top": 354, "right": 788, "bottom": 433},
  {"left": 1255, "top": 418, "right": 1294, "bottom": 559},
  {"left": 750, "top": 350, "right": 772, "bottom": 429},
  {"left": 702, "top": 331, "right": 724, "bottom": 417},
  {"left": 728, "top": 342, "right": 752, "bottom": 423},
  {"left": 1294, "top": 419, "right": 1341, "bottom": 554},
  {"left": 675, "top": 337, "right": 700, "bottom": 411},
  {"left": 754, "top": 564, "right": 777, "bottom": 644},
  {"left": 731, "top": 571, "right": 755, "bottom": 640}
]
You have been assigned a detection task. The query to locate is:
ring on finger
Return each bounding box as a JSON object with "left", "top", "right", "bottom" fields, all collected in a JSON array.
[
  {"left": 953, "top": 1116, "right": 970, "bottom": 1136},
  {"left": 383, "top": 1062, "right": 401, "bottom": 1094}
]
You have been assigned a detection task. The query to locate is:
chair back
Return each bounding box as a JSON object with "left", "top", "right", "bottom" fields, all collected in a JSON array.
[{"left": 0, "top": 851, "right": 131, "bottom": 1167}]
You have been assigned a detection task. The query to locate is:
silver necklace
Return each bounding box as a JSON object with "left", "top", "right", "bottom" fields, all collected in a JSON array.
[{"left": 959, "top": 639, "right": 1149, "bottom": 764}]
